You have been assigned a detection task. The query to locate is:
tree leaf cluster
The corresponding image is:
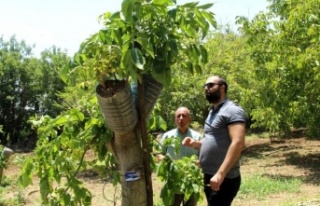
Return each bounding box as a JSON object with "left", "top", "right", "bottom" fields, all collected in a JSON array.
[
  {"left": 74, "top": 0, "right": 216, "bottom": 87},
  {"left": 157, "top": 154, "right": 203, "bottom": 205},
  {"left": 19, "top": 92, "right": 115, "bottom": 205}
]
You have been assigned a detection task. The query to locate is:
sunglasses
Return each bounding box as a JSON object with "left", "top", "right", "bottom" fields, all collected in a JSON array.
[{"left": 204, "top": 82, "right": 221, "bottom": 88}]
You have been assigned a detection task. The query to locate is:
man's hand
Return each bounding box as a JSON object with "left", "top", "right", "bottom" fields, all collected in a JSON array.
[
  {"left": 156, "top": 154, "right": 165, "bottom": 162},
  {"left": 182, "top": 137, "right": 202, "bottom": 150},
  {"left": 210, "top": 173, "right": 224, "bottom": 191},
  {"left": 182, "top": 137, "right": 194, "bottom": 147},
  {"left": 195, "top": 159, "right": 201, "bottom": 167}
]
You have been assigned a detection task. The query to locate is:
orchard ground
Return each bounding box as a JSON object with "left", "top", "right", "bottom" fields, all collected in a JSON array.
[{"left": 1, "top": 134, "right": 320, "bottom": 206}]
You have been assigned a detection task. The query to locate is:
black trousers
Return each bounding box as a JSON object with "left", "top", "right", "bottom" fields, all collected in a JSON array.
[{"left": 203, "top": 174, "right": 241, "bottom": 206}]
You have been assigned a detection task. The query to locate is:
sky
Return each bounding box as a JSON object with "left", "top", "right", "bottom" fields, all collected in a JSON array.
[{"left": 0, "top": 0, "right": 269, "bottom": 57}]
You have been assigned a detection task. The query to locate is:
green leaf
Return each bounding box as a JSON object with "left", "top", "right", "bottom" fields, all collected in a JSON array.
[
  {"left": 195, "top": 9, "right": 210, "bottom": 35},
  {"left": 197, "top": 3, "right": 213, "bottom": 10},
  {"left": 18, "top": 159, "right": 34, "bottom": 187},
  {"left": 192, "top": 44, "right": 200, "bottom": 56},
  {"left": 168, "top": 8, "right": 177, "bottom": 19},
  {"left": 70, "top": 108, "right": 85, "bottom": 121},
  {"left": 121, "top": 0, "right": 133, "bottom": 23},
  {"left": 98, "top": 30, "right": 107, "bottom": 43},
  {"left": 194, "top": 64, "right": 202, "bottom": 74},
  {"left": 168, "top": 40, "right": 178, "bottom": 55},
  {"left": 109, "top": 11, "right": 120, "bottom": 21},
  {"left": 39, "top": 176, "right": 50, "bottom": 202},
  {"left": 130, "top": 48, "right": 145, "bottom": 70},
  {"left": 101, "top": 12, "right": 112, "bottom": 21},
  {"left": 59, "top": 63, "right": 69, "bottom": 84},
  {"left": 74, "top": 52, "right": 81, "bottom": 63},
  {"left": 185, "top": 61, "right": 193, "bottom": 74},
  {"left": 85, "top": 118, "right": 99, "bottom": 129},
  {"left": 152, "top": 0, "right": 173, "bottom": 6},
  {"left": 181, "top": 2, "right": 199, "bottom": 8},
  {"left": 183, "top": 23, "right": 197, "bottom": 37},
  {"left": 201, "top": 21, "right": 210, "bottom": 39},
  {"left": 136, "top": 36, "right": 155, "bottom": 58},
  {"left": 152, "top": 65, "right": 171, "bottom": 86},
  {"left": 160, "top": 185, "right": 171, "bottom": 206},
  {"left": 199, "top": 45, "right": 208, "bottom": 63},
  {"left": 192, "top": 183, "right": 200, "bottom": 192},
  {"left": 201, "top": 11, "right": 217, "bottom": 27},
  {"left": 52, "top": 116, "right": 68, "bottom": 126},
  {"left": 157, "top": 162, "right": 165, "bottom": 177},
  {"left": 156, "top": 115, "right": 167, "bottom": 131}
]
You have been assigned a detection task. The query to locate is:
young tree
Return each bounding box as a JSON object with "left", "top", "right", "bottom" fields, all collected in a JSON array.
[
  {"left": 76, "top": 1, "right": 215, "bottom": 205},
  {"left": 19, "top": 0, "right": 216, "bottom": 205}
]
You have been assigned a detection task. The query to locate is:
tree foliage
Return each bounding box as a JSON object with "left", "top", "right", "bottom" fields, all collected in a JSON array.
[
  {"left": 75, "top": 0, "right": 215, "bottom": 85},
  {"left": 237, "top": 0, "right": 320, "bottom": 137},
  {"left": 0, "top": 37, "right": 67, "bottom": 146},
  {"left": 19, "top": 93, "right": 112, "bottom": 205},
  {"left": 156, "top": 138, "right": 203, "bottom": 205},
  {"left": 159, "top": 30, "right": 255, "bottom": 130}
]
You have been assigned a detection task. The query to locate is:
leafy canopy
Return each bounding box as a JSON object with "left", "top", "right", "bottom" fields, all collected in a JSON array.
[{"left": 72, "top": 0, "right": 216, "bottom": 86}]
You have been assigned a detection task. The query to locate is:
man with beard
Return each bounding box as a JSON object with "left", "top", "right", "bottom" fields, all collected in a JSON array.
[
  {"left": 183, "top": 75, "right": 246, "bottom": 206},
  {"left": 157, "top": 106, "right": 202, "bottom": 206}
]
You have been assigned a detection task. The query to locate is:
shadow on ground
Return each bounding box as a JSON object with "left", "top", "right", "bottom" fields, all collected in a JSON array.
[
  {"left": 242, "top": 137, "right": 320, "bottom": 186},
  {"left": 281, "top": 151, "right": 320, "bottom": 186}
]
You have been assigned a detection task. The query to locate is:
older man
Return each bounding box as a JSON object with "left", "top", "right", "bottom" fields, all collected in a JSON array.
[{"left": 158, "top": 106, "right": 202, "bottom": 206}]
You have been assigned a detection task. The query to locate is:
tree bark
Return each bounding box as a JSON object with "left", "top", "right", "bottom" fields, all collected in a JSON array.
[
  {"left": 97, "top": 78, "right": 159, "bottom": 206},
  {"left": 109, "top": 131, "right": 147, "bottom": 206},
  {"left": 137, "top": 81, "right": 154, "bottom": 206}
]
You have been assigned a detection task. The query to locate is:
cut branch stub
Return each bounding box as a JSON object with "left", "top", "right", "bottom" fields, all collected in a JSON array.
[
  {"left": 96, "top": 80, "right": 138, "bottom": 134},
  {"left": 131, "top": 75, "right": 163, "bottom": 117}
]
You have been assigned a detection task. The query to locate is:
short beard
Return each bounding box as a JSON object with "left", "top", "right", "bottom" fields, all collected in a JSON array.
[{"left": 206, "top": 91, "right": 221, "bottom": 103}]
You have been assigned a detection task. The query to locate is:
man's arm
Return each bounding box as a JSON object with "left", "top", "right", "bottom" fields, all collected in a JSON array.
[
  {"left": 209, "top": 122, "right": 246, "bottom": 191},
  {"left": 182, "top": 137, "right": 203, "bottom": 150}
]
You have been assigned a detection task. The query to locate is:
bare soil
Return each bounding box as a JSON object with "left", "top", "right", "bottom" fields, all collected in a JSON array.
[
  {"left": 1, "top": 137, "right": 320, "bottom": 206},
  {"left": 234, "top": 137, "right": 320, "bottom": 206}
]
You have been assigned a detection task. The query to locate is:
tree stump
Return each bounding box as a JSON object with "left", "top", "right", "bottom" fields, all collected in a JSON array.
[{"left": 0, "top": 147, "right": 14, "bottom": 184}]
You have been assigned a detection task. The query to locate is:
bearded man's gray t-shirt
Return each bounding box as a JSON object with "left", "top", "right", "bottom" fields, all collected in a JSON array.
[{"left": 199, "top": 99, "right": 246, "bottom": 178}]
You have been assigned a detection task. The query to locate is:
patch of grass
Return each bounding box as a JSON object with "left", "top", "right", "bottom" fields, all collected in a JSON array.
[
  {"left": 11, "top": 154, "right": 29, "bottom": 168},
  {"left": 0, "top": 176, "right": 25, "bottom": 206},
  {"left": 238, "top": 173, "right": 302, "bottom": 200},
  {"left": 280, "top": 199, "right": 320, "bottom": 206},
  {"left": 246, "top": 132, "right": 270, "bottom": 140}
]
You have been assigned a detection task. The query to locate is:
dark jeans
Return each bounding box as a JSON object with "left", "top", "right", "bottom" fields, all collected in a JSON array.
[
  {"left": 172, "top": 193, "right": 197, "bottom": 206},
  {"left": 203, "top": 174, "right": 241, "bottom": 206}
]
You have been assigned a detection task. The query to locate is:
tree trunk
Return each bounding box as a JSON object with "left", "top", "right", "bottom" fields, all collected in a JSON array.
[
  {"left": 97, "top": 77, "right": 162, "bottom": 206},
  {"left": 0, "top": 168, "right": 3, "bottom": 185},
  {"left": 137, "top": 80, "right": 153, "bottom": 206},
  {"left": 109, "top": 131, "right": 147, "bottom": 206}
]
